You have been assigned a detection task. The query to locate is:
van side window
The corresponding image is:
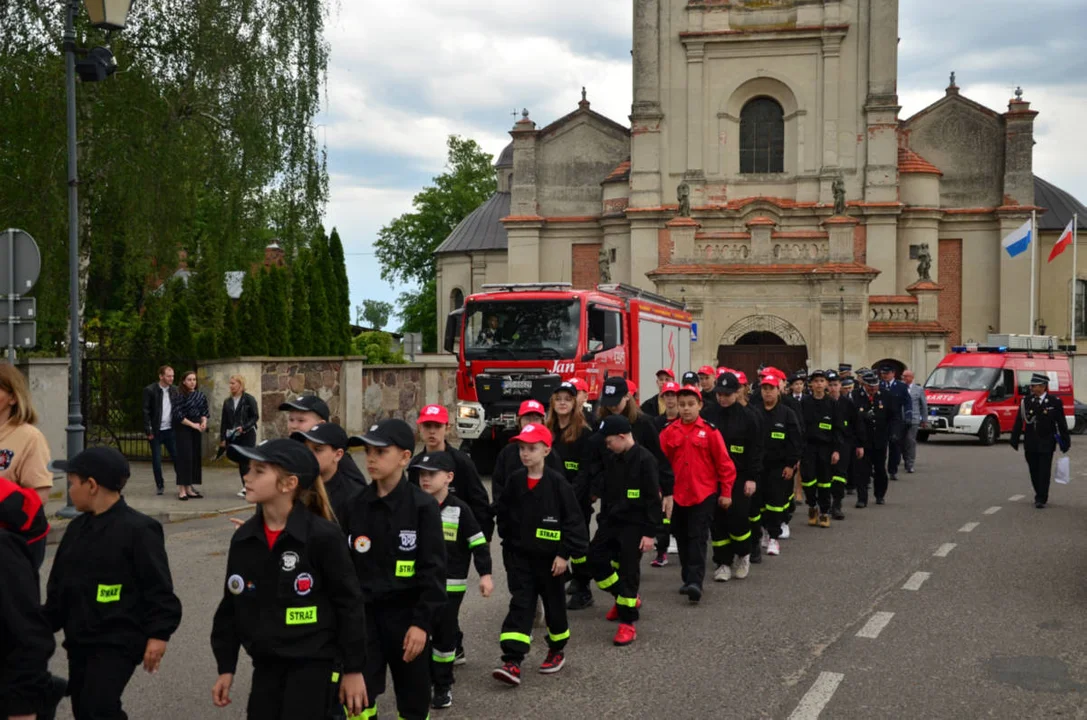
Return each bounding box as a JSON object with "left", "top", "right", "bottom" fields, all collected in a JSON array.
[{"left": 1001, "top": 369, "right": 1015, "bottom": 397}]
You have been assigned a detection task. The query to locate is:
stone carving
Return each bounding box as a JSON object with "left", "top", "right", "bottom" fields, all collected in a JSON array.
[
  {"left": 598, "top": 246, "right": 612, "bottom": 283},
  {"left": 916, "top": 243, "right": 932, "bottom": 282},
  {"left": 870, "top": 305, "right": 919, "bottom": 322},
  {"left": 832, "top": 176, "right": 846, "bottom": 215},
  {"left": 698, "top": 241, "right": 750, "bottom": 261},
  {"left": 720, "top": 314, "right": 806, "bottom": 346},
  {"left": 677, "top": 182, "right": 691, "bottom": 217},
  {"left": 772, "top": 241, "right": 829, "bottom": 262}
]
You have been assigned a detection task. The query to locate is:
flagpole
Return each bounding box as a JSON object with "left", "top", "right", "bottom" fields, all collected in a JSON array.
[
  {"left": 1031, "top": 209, "right": 1037, "bottom": 333},
  {"left": 1073, "top": 213, "right": 1079, "bottom": 347}
]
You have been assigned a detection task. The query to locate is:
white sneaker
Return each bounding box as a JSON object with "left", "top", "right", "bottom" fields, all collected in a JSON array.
[
  {"left": 713, "top": 563, "right": 731, "bottom": 582},
  {"left": 780, "top": 523, "right": 791, "bottom": 539},
  {"left": 766, "top": 539, "right": 781, "bottom": 556},
  {"left": 734, "top": 556, "right": 750, "bottom": 579},
  {"left": 668, "top": 538, "right": 678, "bottom": 554}
]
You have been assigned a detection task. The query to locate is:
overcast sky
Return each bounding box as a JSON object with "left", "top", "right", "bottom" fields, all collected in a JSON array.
[{"left": 321, "top": 0, "right": 1087, "bottom": 327}]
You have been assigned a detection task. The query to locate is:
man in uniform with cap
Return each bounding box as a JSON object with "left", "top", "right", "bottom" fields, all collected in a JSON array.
[
  {"left": 853, "top": 371, "right": 891, "bottom": 506},
  {"left": 827, "top": 372, "right": 864, "bottom": 520},
  {"left": 799, "top": 370, "right": 843, "bottom": 527},
  {"left": 641, "top": 369, "right": 676, "bottom": 418},
  {"left": 878, "top": 365, "right": 910, "bottom": 481},
  {"left": 279, "top": 394, "right": 368, "bottom": 485},
  {"left": 1010, "top": 373, "right": 1070, "bottom": 508}
]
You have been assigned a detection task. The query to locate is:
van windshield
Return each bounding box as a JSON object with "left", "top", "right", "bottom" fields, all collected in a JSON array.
[{"left": 924, "top": 366, "right": 999, "bottom": 392}]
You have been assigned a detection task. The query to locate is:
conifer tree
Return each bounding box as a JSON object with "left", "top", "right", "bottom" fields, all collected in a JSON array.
[
  {"left": 307, "top": 233, "right": 331, "bottom": 355},
  {"left": 263, "top": 266, "right": 292, "bottom": 355},
  {"left": 219, "top": 301, "right": 240, "bottom": 358},
  {"left": 290, "top": 258, "right": 313, "bottom": 355},
  {"left": 166, "top": 297, "right": 195, "bottom": 362},
  {"left": 328, "top": 228, "right": 353, "bottom": 354},
  {"left": 239, "top": 271, "right": 269, "bottom": 355}
]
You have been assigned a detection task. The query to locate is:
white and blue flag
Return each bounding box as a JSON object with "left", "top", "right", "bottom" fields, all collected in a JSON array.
[{"left": 1001, "top": 219, "right": 1033, "bottom": 258}]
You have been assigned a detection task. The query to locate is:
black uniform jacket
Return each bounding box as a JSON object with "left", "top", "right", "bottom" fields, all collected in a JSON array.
[
  {"left": 410, "top": 443, "right": 493, "bottom": 540},
  {"left": 45, "top": 498, "right": 181, "bottom": 658},
  {"left": 835, "top": 394, "right": 867, "bottom": 448},
  {"left": 211, "top": 502, "right": 367, "bottom": 674},
  {"left": 854, "top": 388, "right": 892, "bottom": 450},
  {"left": 584, "top": 411, "right": 675, "bottom": 499},
  {"left": 0, "top": 530, "right": 54, "bottom": 717},
  {"left": 338, "top": 452, "right": 369, "bottom": 487},
  {"left": 702, "top": 402, "right": 765, "bottom": 484},
  {"left": 343, "top": 478, "right": 447, "bottom": 635},
  {"left": 440, "top": 494, "right": 492, "bottom": 589},
  {"left": 652, "top": 413, "right": 679, "bottom": 434},
  {"left": 491, "top": 440, "right": 565, "bottom": 510},
  {"left": 800, "top": 394, "right": 844, "bottom": 454},
  {"left": 325, "top": 469, "right": 363, "bottom": 530},
  {"left": 640, "top": 394, "right": 664, "bottom": 418},
  {"left": 1011, "top": 393, "right": 1071, "bottom": 454},
  {"left": 495, "top": 466, "right": 588, "bottom": 560},
  {"left": 782, "top": 394, "right": 806, "bottom": 439},
  {"left": 595, "top": 444, "right": 661, "bottom": 537},
  {"left": 757, "top": 402, "right": 803, "bottom": 472}
]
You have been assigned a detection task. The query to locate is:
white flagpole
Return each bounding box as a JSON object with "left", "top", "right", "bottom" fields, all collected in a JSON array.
[
  {"left": 1074, "top": 213, "right": 1079, "bottom": 346},
  {"left": 1030, "top": 210, "right": 1037, "bottom": 333}
]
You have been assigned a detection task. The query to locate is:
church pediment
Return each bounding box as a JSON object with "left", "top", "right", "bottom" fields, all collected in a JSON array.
[{"left": 537, "top": 107, "right": 630, "bottom": 145}]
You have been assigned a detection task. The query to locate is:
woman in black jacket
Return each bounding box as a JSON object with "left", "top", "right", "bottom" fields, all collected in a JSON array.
[
  {"left": 220, "top": 375, "right": 260, "bottom": 495},
  {"left": 173, "top": 370, "right": 209, "bottom": 500}
]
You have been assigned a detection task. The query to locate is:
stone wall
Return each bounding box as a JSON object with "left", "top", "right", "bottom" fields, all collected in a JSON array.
[
  {"left": 362, "top": 356, "right": 459, "bottom": 437},
  {"left": 260, "top": 359, "right": 346, "bottom": 440}
]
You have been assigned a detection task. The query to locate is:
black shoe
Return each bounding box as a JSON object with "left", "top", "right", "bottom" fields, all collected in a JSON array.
[
  {"left": 678, "top": 584, "right": 691, "bottom": 595},
  {"left": 890, "top": 474, "right": 898, "bottom": 481},
  {"left": 831, "top": 506, "right": 846, "bottom": 520},
  {"left": 565, "top": 578, "right": 583, "bottom": 596},
  {"left": 454, "top": 646, "right": 466, "bottom": 666},
  {"left": 906, "top": 467, "right": 915, "bottom": 474},
  {"left": 855, "top": 501, "right": 867, "bottom": 509},
  {"left": 750, "top": 544, "right": 763, "bottom": 564},
  {"left": 1035, "top": 502, "right": 1046, "bottom": 509},
  {"left": 876, "top": 497, "right": 885, "bottom": 505},
  {"left": 156, "top": 487, "right": 164, "bottom": 496},
  {"left": 432, "top": 686, "right": 452, "bottom": 709},
  {"left": 846, "top": 488, "right": 855, "bottom": 496},
  {"left": 566, "top": 591, "right": 594, "bottom": 611},
  {"left": 687, "top": 584, "right": 702, "bottom": 603}
]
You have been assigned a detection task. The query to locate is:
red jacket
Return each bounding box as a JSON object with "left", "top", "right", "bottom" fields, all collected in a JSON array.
[{"left": 659, "top": 416, "right": 736, "bottom": 506}]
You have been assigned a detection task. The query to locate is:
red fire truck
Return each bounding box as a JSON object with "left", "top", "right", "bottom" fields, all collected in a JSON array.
[{"left": 443, "top": 282, "right": 692, "bottom": 472}]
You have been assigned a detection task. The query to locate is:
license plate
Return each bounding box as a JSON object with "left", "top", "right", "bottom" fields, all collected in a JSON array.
[{"left": 502, "top": 380, "right": 532, "bottom": 394}]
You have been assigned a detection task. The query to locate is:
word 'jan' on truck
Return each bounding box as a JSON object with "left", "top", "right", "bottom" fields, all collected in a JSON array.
[{"left": 443, "top": 282, "right": 692, "bottom": 473}]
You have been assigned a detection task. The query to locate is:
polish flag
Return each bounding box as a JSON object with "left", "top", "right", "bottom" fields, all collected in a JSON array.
[{"left": 1048, "top": 219, "right": 1075, "bottom": 262}]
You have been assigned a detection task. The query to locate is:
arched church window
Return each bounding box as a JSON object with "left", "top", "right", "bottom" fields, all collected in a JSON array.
[
  {"left": 739, "top": 97, "right": 785, "bottom": 174},
  {"left": 451, "top": 287, "right": 465, "bottom": 311}
]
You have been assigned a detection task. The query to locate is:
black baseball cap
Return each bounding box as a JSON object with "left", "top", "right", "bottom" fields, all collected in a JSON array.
[
  {"left": 278, "top": 394, "right": 330, "bottom": 421},
  {"left": 809, "top": 369, "right": 827, "bottom": 380},
  {"left": 787, "top": 373, "right": 804, "bottom": 384},
  {"left": 410, "top": 451, "right": 456, "bottom": 473},
  {"left": 714, "top": 372, "right": 741, "bottom": 395},
  {"left": 826, "top": 370, "right": 840, "bottom": 382},
  {"left": 600, "top": 377, "right": 629, "bottom": 408},
  {"left": 600, "top": 414, "right": 632, "bottom": 437},
  {"left": 228, "top": 438, "right": 320, "bottom": 489},
  {"left": 291, "top": 422, "right": 348, "bottom": 450},
  {"left": 51, "top": 446, "right": 130, "bottom": 491},
  {"left": 681, "top": 371, "right": 699, "bottom": 386},
  {"left": 349, "top": 419, "right": 415, "bottom": 452},
  {"left": 552, "top": 381, "right": 578, "bottom": 397}
]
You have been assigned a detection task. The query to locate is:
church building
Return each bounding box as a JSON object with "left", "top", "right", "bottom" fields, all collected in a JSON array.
[{"left": 435, "top": 0, "right": 1087, "bottom": 378}]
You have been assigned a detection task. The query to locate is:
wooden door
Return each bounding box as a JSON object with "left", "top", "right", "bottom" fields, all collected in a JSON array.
[{"left": 718, "top": 345, "right": 809, "bottom": 380}]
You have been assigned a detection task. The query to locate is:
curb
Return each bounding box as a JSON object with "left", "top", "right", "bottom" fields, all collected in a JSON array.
[{"left": 47, "top": 504, "right": 253, "bottom": 546}]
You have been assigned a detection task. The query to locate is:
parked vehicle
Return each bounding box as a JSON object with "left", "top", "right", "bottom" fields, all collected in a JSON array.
[
  {"left": 444, "top": 282, "right": 691, "bottom": 472},
  {"left": 922, "top": 342, "right": 1074, "bottom": 445},
  {"left": 1072, "top": 399, "right": 1087, "bottom": 434}
]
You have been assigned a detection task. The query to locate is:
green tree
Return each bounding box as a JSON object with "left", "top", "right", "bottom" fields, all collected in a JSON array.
[
  {"left": 360, "top": 299, "right": 394, "bottom": 330},
  {"left": 307, "top": 232, "right": 331, "bottom": 355},
  {"left": 352, "top": 331, "right": 406, "bottom": 365},
  {"left": 328, "top": 228, "right": 353, "bottom": 354},
  {"left": 239, "top": 271, "right": 269, "bottom": 355},
  {"left": 262, "top": 266, "right": 291, "bottom": 355},
  {"left": 289, "top": 258, "right": 314, "bottom": 355},
  {"left": 374, "top": 135, "right": 495, "bottom": 348},
  {"left": 219, "top": 301, "right": 240, "bottom": 358},
  {"left": 166, "top": 295, "right": 195, "bottom": 362}
]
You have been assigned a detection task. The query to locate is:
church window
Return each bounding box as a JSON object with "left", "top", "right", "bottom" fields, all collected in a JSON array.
[
  {"left": 451, "top": 288, "right": 465, "bottom": 311},
  {"left": 739, "top": 98, "right": 785, "bottom": 174}
]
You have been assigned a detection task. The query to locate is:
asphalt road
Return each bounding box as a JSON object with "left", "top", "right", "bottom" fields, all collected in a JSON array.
[{"left": 42, "top": 436, "right": 1087, "bottom": 719}]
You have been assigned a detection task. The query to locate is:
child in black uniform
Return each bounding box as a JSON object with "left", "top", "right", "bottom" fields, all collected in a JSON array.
[
  {"left": 211, "top": 438, "right": 368, "bottom": 719},
  {"left": 46, "top": 447, "right": 182, "bottom": 720},
  {"left": 493, "top": 423, "right": 587, "bottom": 686},
  {"left": 412, "top": 451, "right": 493, "bottom": 710},
  {"left": 291, "top": 422, "right": 362, "bottom": 528}
]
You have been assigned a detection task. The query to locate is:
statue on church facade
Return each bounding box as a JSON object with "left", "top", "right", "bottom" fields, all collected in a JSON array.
[
  {"left": 832, "top": 176, "right": 846, "bottom": 215},
  {"left": 916, "top": 243, "right": 932, "bottom": 282},
  {"left": 598, "top": 246, "right": 612, "bottom": 284},
  {"left": 677, "top": 182, "right": 691, "bottom": 217}
]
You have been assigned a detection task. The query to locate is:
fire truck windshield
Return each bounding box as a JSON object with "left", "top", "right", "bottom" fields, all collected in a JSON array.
[{"left": 464, "top": 299, "right": 580, "bottom": 360}]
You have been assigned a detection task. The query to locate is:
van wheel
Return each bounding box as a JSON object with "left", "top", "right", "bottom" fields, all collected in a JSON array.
[
  {"left": 978, "top": 417, "right": 998, "bottom": 446},
  {"left": 917, "top": 430, "right": 930, "bottom": 443}
]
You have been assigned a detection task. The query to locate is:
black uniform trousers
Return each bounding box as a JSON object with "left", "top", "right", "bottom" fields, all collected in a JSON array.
[
  {"left": 361, "top": 603, "right": 431, "bottom": 720},
  {"left": 248, "top": 658, "right": 344, "bottom": 720},
  {"left": 500, "top": 547, "right": 570, "bottom": 664},
  {"left": 173, "top": 423, "right": 203, "bottom": 487},
  {"left": 801, "top": 445, "right": 834, "bottom": 514},
  {"left": 590, "top": 523, "right": 644, "bottom": 623},
  {"left": 852, "top": 444, "right": 888, "bottom": 503},
  {"left": 887, "top": 423, "right": 904, "bottom": 476},
  {"left": 671, "top": 495, "right": 716, "bottom": 589},
  {"left": 67, "top": 645, "right": 138, "bottom": 720},
  {"left": 761, "top": 466, "right": 791, "bottom": 540},
  {"left": 569, "top": 499, "right": 600, "bottom": 586},
  {"left": 831, "top": 442, "right": 852, "bottom": 509},
  {"left": 1025, "top": 451, "right": 1054, "bottom": 504},
  {"left": 655, "top": 514, "right": 673, "bottom": 555},
  {"left": 711, "top": 482, "right": 752, "bottom": 565},
  {"left": 430, "top": 591, "right": 465, "bottom": 689}
]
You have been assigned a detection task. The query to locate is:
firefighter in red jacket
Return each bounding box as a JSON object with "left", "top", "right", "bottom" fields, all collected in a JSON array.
[{"left": 658, "top": 384, "right": 736, "bottom": 604}]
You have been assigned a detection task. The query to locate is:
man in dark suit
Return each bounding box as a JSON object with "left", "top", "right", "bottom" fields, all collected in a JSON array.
[
  {"left": 853, "top": 371, "right": 892, "bottom": 506},
  {"left": 879, "top": 365, "right": 910, "bottom": 481},
  {"left": 141, "top": 366, "right": 178, "bottom": 495},
  {"left": 640, "top": 369, "right": 675, "bottom": 418},
  {"left": 1011, "top": 373, "right": 1071, "bottom": 508}
]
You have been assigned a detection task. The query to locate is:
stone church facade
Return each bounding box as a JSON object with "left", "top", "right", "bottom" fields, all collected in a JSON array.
[{"left": 435, "top": 0, "right": 1087, "bottom": 378}]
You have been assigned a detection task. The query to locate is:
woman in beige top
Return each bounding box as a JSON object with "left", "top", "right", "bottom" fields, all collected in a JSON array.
[{"left": 0, "top": 364, "right": 53, "bottom": 504}]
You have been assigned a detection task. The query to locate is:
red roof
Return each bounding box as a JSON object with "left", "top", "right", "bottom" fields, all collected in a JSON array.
[
  {"left": 898, "top": 147, "right": 942, "bottom": 175},
  {"left": 603, "top": 160, "right": 631, "bottom": 184},
  {"left": 869, "top": 295, "right": 918, "bottom": 305}
]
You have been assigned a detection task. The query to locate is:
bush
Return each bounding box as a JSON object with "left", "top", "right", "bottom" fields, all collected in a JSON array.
[{"left": 352, "top": 331, "right": 406, "bottom": 365}]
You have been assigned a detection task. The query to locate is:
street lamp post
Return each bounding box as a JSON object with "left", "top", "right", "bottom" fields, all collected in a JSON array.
[{"left": 56, "top": 0, "right": 132, "bottom": 519}]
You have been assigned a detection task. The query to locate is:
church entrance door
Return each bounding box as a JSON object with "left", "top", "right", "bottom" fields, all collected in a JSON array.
[{"left": 718, "top": 331, "right": 808, "bottom": 380}]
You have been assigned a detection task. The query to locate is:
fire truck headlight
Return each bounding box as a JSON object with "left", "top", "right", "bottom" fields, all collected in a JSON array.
[
  {"left": 459, "top": 406, "right": 479, "bottom": 419},
  {"left": 959, "top": 400, "right": 974, "bottom": 416}
]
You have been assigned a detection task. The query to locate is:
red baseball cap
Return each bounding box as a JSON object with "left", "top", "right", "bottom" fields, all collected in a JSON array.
[
  {"left": 626, "top": 380, "right": 638, "bottom": 395},
  {"left": 759, "top": 370, "right": 785, "bottom": 386},
  {"left": 698, "top": 365, "right": 715, "bottom": 376},
  {"left": 417, "top": 404, "right": 449, "bottom": 424},
  {"left": 716, "top": 366, "right": 729, "bottom": 377},
  {"left": 735, "top": 371, "right": 748, "bottom": 385},
  {"left": 567, "top": 377, "right": 589, "bottom": 393},
  {"left": 518, "top": 399, "right": 546, "bottom": 417},
  {"left": 678, "top": 384, "right": 703, "bottom": 398},
  {"left": 656, "top": 368, "right": 675, "bottom": 379},
  {"left": 661, "top": 381, "right": 681, "bottom": 395},
  {"left": 511, "top": 423, "right": 552, "bottom": 447}
]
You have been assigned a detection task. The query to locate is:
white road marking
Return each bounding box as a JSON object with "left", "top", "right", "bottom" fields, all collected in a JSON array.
[
  {"left": 983, "top": 506, "right": 1002, "bottom": 515},
  {"left": 788, "top": 672, "right": 845, "bottom": 720},
  {"left": 959, "top": 522, "right": 980, "bottom": 532},
  {"left": 902, "top": 572, "right": 931, "bottom": 591},
  {"left": 933, "top": 543, "right": 956, "bottom": 557},
  {"left": 1009, "top": 494, "right": 1025, "bottom": 501},
  {"left": 856, "top": 611, "right": 895, "bottom": 639}
]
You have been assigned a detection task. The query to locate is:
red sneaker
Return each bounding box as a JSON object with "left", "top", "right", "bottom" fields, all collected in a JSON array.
[
  {"left": 613, "top": 623, "right": 637, "bottom": 646},
  {"left": 492, "top": 662, "right": 521, "bottom": 686},
  {"left": 605, "top": 596, "right": 642, "bottom": 622},
  {"left": 538, "top": 649, "right": 565, "bottom": 674}
]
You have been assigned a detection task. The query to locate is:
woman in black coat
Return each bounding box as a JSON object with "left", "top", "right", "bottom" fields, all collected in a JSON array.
[
  {"left": 219, "top": 374, "right": 259, "bottom": 493},
  {"left": 172, "top": 370, "right": 209, "bottom": 500}
]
